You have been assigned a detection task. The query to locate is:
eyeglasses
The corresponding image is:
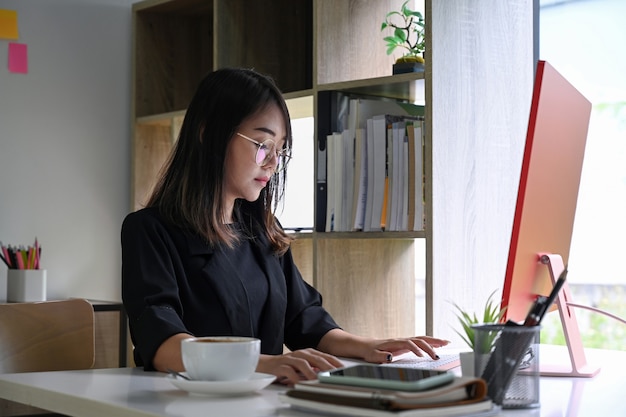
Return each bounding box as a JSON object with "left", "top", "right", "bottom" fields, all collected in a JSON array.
[{"left": 236, "top": 132, "right": 292, "bottom": 173}]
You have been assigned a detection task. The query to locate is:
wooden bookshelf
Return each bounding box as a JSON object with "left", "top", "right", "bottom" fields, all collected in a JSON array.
[{"left": 130, "top": 0, "right": 534, "bottom": 343}]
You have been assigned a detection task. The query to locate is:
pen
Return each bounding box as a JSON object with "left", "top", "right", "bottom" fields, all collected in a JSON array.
[
  {"left": 523, "top": 267, "right": 568, "bottom": 326},
  {"left": 523, "top": 295, "right": 548, "bottom": 326},
  {"left": 0, "top": 242, "right": 12, "bottom": 268},
  {"left": 0, "top": 251, "right": 10, "bottom": 268}
]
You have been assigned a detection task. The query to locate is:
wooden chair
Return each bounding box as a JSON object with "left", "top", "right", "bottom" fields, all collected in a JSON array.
[{"left": 0, "top": 299, "right": 95, "bottom": 416}]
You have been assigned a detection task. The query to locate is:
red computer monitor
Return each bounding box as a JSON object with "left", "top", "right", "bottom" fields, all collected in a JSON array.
[{"left": 501, "top": 60, "right": 599, "bottom": 377}]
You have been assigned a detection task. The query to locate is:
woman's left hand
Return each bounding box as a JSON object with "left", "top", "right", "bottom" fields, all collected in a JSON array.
[
  {"left": 361, "top": 336, "right": 451, "bottom": 363},
  {"left": 317, "top": 329, "right": 451, "bottom": 366}
]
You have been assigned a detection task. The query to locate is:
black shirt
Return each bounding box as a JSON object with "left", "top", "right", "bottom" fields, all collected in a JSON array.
[{"left": 121, "top": 207, "right": 339, "bottom": 370}]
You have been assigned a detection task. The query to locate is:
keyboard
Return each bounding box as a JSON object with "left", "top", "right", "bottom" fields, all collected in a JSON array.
[{"left": 382, "top": 353, "right": 461, "bottom": 371}]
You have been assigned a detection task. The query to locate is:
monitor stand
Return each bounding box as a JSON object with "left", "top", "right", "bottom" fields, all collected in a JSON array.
[{"left": 538, "top": 254, "right": 600, "bottom": 377}]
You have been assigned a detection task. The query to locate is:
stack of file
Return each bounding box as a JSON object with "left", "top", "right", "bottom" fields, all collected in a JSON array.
[
  {"left": 321, "top": 97, "right": 426, "bottom": 233},
  {"left": 279, "top": 375, "right": 499, "bottom": 417}
]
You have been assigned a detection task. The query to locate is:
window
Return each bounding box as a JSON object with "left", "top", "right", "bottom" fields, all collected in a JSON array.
[
  {"left": 276, "top": 97, "right": 315, "bottom": 230},
  {"left": 540, "top": 0, "right": 626, "bottom": 349}
]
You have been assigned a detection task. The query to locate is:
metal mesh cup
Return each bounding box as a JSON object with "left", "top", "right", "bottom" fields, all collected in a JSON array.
[{"left": 473, "top": 323, "right": 541, "bottom": 409}]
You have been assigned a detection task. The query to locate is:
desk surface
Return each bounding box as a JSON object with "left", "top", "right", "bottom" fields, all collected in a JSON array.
[{"left": 0, "top": 346, "right": 624, "bottom": 417}]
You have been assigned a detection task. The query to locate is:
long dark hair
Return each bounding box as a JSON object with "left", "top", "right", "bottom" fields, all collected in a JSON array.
[{"left": 147, "top": 68, "right": 293, "bottom": 255}]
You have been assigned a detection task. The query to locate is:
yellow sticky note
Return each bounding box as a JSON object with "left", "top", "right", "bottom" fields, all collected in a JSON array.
[{"left": 0, "top": 9, "right": 19, "bottom": 40}]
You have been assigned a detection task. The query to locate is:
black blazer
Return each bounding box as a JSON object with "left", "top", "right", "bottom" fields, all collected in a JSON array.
[{"left": 121, "top": 207, "right": 339, "bottom": 370}]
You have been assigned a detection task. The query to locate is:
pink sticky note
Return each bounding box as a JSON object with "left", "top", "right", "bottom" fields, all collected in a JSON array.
[{"left": 8, "top": 42, "right": 28, "bottom": 74}]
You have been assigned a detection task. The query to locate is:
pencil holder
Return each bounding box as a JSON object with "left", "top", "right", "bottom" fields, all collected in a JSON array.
[
  {"left": 0, "top": 271, "right": 6, "bottom": 302},
  {"left": 7, "top": 269, "right": 47, "bottom": 302},
  {"left": 474, "top": 323, "right": 540, "bottom": 409}
]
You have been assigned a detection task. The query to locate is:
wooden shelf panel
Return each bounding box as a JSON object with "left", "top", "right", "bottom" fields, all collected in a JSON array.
[
  {"left": 214, "top": 0, "right": 312, "bottom": 94},
  {"left": 134, "top": 1, "right": 213, "bottom": 117},
  {"left": 315, "top": 238, "right": 415, "bottom": 339},
  {"left": 136, "top": 110, "right": 186, "bottom": 126},
  {"left": 132, "top": 123, "right": 175, "bottom": 210},
  {"left": 134, "top": 0, "right": 312, "bottom": 117},
  {"left": 317, "top": 73, "right": 425, "bottom": 103},
  {"left": 290, "top": 238, "right": 314, "bottom": 286},
  {"left": 315, "top": 0, "right": 407, "bottom": 85}
]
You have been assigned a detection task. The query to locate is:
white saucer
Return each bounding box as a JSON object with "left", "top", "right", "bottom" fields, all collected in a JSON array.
[{"left": 167, "top": 372, "right": 276, "bottom": 396}]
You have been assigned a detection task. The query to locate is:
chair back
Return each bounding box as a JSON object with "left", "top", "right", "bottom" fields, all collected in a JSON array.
[{"left": 0, "top": 299, "right": 95, "bottom": 373}]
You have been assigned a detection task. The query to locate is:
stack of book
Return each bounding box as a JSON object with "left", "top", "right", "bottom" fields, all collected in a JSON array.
[
  {"left": 279, "top": 374, "right": 498, "bottom": 417},
  {"left": 320, "top": 98, "right": 426, "bottom": 233}
]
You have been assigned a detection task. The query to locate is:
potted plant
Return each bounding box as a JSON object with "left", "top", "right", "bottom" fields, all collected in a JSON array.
[
  {"left": 381, "top": 0, "right": 426, "bottom": 74},
  {"left": 451, "top": 290, "right": 507, "bottom": 376}
]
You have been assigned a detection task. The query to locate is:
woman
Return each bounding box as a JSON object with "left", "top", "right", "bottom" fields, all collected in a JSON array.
[{"left": 121, "top": 68, "right": 449, "bottom": 384}]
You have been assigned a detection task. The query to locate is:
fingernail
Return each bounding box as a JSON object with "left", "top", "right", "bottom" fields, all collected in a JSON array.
[
  {"left": 386, "top": 354, "right": 393, "bottom": 362},
  {"left": 435, "top": 355, "right": 440, "bottom": 360}
]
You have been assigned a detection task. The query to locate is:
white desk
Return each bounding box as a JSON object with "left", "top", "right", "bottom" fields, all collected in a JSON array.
[{"left": 0, "top": 347, "right": 624, "bottom": 417}]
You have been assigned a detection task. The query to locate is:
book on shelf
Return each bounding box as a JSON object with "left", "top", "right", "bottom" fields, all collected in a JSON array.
[
  {"left": 381, "top": 121, "right": 394, "bottom": 231},
  {"left": 363, "top": 118, "right": 376, "bottom": 232},
  {"left": 279, "top": 375, "right": 497, "bottom": 417},
  {"left": 316, "top": 123, "right": 329, "bottom": 233},
  {"left": 407, "top": 124, "right": 417, "bottom": 231},
  {"left": 401, "top": 128, "right": 409, "bottom": 231},
  {"left": 407, "top": 121, "right": 425, "bottom": 231},
  {"left": 333, "top": 131, "right": 344, "bottom": 232},
  {"left": 325, "top": 133, "right": 340, "bottom": 232},
  {"left": 387, "top": 120, "right": 407, "bottom": 231},
  {"left": 341, "top": 128, "right": 355, "bottom": 232},
  {"left": 369, "top": 114, "right": 390, "bottom": 232},
  {"left": 325, "top": 129, "right": 357, "bottom": 232},
  {"left": 351, "top": 128, "right": 367, "bottom": 231}
]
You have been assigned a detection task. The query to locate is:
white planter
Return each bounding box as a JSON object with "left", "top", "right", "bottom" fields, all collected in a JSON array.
[
  {"left": 7, "top": 269, "right": 47, "bottom": 302},
  {"left": 459, "top": 351, "right": 475, "bottom": 377},
  {"left": 460, "top": 351, "right": 491, "bottom": 377},
  {"left": 0, "top": 271, "right": 6, "bottom": 302}
]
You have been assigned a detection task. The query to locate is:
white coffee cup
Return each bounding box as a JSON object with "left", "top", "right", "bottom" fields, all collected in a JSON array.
[{"left": 181, "top": 336, "right": 261, "bottom": 381}]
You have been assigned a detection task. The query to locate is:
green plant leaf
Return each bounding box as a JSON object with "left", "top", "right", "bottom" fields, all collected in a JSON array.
[
  {"left": 384, "top": 10, "right": 402, "bottom": 20},
  {"left": 449, "top": 290, "right": 506, "bottom": 351},
  {"left": 394, "top": 28, "right": 407, "bottom": 43},
  {"left": 405, "top": 10, "right": 423, "bottom": 19},
  {"left": 400, "top": 0, "right": 412, "bottom": 15}
]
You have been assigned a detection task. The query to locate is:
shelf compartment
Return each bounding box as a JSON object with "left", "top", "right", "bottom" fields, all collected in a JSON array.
[
  {"left": 315, "top": 0, "right": 408, "bottom": 85},
  {"left": 133, "top": 0, "right": 214, "bottom": 118},
  {"left": 315, "top": 238, "right": 416, "bottom": 339},
  {"left": 214, "top": 0, "right": 313, "bottom": 94}
]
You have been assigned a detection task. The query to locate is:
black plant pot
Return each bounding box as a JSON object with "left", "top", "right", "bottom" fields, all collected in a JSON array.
[{"left": 393, "top": 61, "right": 425, "bottom": 75}]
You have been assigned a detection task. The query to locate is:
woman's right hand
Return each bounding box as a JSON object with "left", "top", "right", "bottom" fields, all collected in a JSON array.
[{"left": 256, "top": 349, "right": 344, "bottom": 386}]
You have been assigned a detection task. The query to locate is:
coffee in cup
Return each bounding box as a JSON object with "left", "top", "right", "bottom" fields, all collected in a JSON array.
[{"left": 181, "top": 336, "right": 260, "bottom": 381}]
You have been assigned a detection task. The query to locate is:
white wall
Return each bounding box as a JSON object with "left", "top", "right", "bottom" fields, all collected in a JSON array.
[{"left": 0, "top": 0, "right": 135, "bottom": 302}]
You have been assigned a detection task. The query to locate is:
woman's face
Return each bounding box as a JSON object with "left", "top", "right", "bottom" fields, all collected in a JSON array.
[{"left": 222, "top": 103, "right": 286, "bottom": 216}]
